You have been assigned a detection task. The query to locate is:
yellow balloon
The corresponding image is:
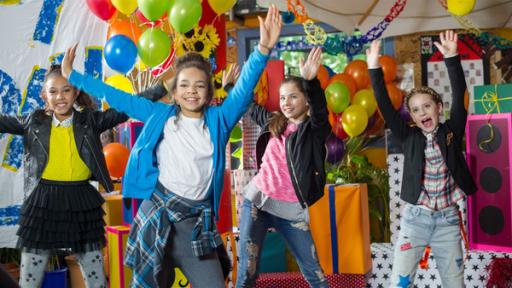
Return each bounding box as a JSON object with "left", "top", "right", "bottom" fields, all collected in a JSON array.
[
  {"left": 341, "top": 105, "right": 368, "bottom": 137},
  {"left": 111, "top": 0, "right": 138, "bottom": 15},
  {"left": 207, "top": 0, "right": 237, "bottom": 15},
  {"left": 447, "top": 0, "right": 476, "bottom": 16},
  {"left": 105, "top": 74, "right": 134, "bottom": 94},
  {"left": 135, "top": 59, "right": 147, "bottom": 71},
  {"left": 352, "top": 89, "right": 377, "bottom": 117}
]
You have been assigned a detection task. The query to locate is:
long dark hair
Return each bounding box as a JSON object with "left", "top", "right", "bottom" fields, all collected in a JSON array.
[
  {"left": 268, "top": 76, "right": 308, "bottom": 137},
  {"left": 43, "top": 64, "right": 97, "bottom": 110}
]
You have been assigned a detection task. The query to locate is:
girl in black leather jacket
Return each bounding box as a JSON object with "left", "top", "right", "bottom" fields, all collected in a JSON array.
[{"left": 0, "top": 64, "right": 127, "bottom": 287}]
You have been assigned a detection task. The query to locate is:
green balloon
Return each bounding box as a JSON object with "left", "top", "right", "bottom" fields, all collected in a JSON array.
[
  {"left": 169, "top": 0, "right": 202, "bottom": 34},
  {"left": 325, "top": 82, "right": 350, "bottom": 114},
  {"left": 138, "top": 0, "right": 171, "bottom": 21},
  {"left": 137, "top": 29, "right": 171, "bottom": 68}
]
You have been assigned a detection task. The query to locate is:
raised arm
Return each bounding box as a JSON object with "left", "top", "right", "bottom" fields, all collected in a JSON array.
[
  {"left": 91, "top": 108, "right": 129, "bottom": 132},
  {"left": 367, "top": 40, "right": 410, "bottom": 141},
  {"left": 0, "top": 114, "right": 26, "bottom": 135}
]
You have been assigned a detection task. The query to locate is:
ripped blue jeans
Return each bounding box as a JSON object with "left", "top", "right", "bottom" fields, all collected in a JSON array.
[
  {"left": 390, "top": 204, "right": 464, "bottom": 288},
  {"left": 236, "top": 199, "right": 328, "bottom": 288}
]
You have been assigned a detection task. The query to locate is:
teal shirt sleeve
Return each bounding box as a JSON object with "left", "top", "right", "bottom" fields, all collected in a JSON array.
[
  {"left": 69, "top": 71, "right": 155, "bottom": 122},
  {"left": 218, "top": 47, "right": 269, "bottom": 131}
]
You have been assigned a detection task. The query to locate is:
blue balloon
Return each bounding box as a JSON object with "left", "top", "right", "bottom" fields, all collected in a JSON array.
[{"left": 104, "top": 35, "right": 137, "bottom": 74}]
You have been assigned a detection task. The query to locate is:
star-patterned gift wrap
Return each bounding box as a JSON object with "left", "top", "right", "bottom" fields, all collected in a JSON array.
[{"left": 255, "top": 272, "right": 366, "bottom": 287}]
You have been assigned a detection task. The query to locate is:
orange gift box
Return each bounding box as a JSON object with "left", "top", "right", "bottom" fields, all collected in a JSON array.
[{"left": 309, "top": 184, "right": 372, "bottom": 274}]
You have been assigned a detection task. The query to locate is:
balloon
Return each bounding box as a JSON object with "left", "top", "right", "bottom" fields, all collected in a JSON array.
[
  {"left": 136, "top": 9, "right": 167, "bottom": 27},
  {"left": 207, "top": 0, "right": 236, "bottom": 15},
  {"left": 86, "top": 0, "right": 116, "bottom": 21},
  {"left": 326, "top": 134, "right": 345, "bottom": 164},
  {"left": 352, "top": 89, "right": 377, "bottom": 117},
  {"left": 104, "top": 35, "right": 137, "bottom": 74},
  {"left": 137, "top": 0, "right": 170, "bottom": 21},
  {"left": 137, "top": 28, "right": 171, "bottom": 68},
  {"left": 363, "top": 113, "right": 377, "bottom": 134},
  {"left": 379, "top": 55, "right": 397, "bottom": 83},
  {"left": 447, "top": 0, "right": 475, "bottom": 16},
  {"left": 281, "top": 11, "right": 295, "bottom": 24},
  {"left": 324, "top": 65, "right": 335, "bottom": 77},
  {"left": 342, "top": 105, "right": 368, "bottom": 137},
  {"left": 365, "top": 113, "right": 385, "bottom": 136},
  {"left": 317, "top": 65, "right": 330, "bottom": 90},
  {"left": 325, "top": 82, "right": 350, "bottom": 114},
  {"left": 327, "top": 73, "right": 357, "bottom": 97},
  {"left": 344, "top": 60, "right": 370, "bottom": 90},
  {"left": 112, "top": 0, "right": 137, "bottom": 15},
  {"left": 386, "top": 83, "right": 403, "bottom": 109},
  {"left": 398, "top": 102, "right": 411, "bottom": 122},
  {"left": 169, "top": 0, "right": 202, "bottom": 34},
  {"left": 103, "top": 143, "right": 130, "bottom": 178},
  {"left": 328, "top": 111, "right": 348, "bottom": 140},
  {"left": 108, "top": 18, "right": 142, "bottom": 43},
  {"left": 105, "top": 74, "right": 134, "bottom": 93}
]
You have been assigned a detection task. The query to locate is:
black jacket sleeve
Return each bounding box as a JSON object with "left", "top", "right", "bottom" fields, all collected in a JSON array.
[
  {"left": 304, "top": 78, "right": 330, "bottom": 141},
  {"left": 444, "top": 55, "right": 467, "bottom": 141},
  {"left": 92, "top": 108, "right": 129, "bottom": 132},
  {"left": 0, "top": 114, "right": 27, "bottom": 135},
  {"left": 248, "top": 102, "right": 272, "bottom": 128},
  {"left": 139, "top": 82, "right": 168, "bottom": 102}
]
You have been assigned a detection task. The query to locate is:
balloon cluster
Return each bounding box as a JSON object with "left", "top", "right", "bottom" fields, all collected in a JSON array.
[{"left": 324, "top": 55, "right": 403, "bottom": 163}]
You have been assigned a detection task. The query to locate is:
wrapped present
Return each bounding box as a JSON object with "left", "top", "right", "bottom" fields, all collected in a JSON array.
[
  {"left": 309, "top": 184, "right": 372, "bottom": 274},
  {"left": 122, "top": 197, "right": 143, "bottom": 225},
  {"left": 171, "top": 268, "right": 190, "bottom": 288},
  {"left": 116, "top": 121, "right": 143, "bottom": 150},
  {"left": 255, "top": 272, "right": 366, "bottom": 287},
  {"left": 222, "top": 232, "right": 238, "bottom": 287},
  {"left": 473, "top": 83, "right": 512, "bottom": 114},
  {"left": 106, "top": 225, "right": 131, "bottom": 288},
  {"left": 103, "top": 194, "right": 123, "bottom": 226}
]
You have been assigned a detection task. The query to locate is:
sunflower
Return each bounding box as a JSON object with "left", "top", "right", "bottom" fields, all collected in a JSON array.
[
  {"left": 213, "top": 70, "right": 227, "bottom": 100},
  {"left": 174, "top": 25, "right": 220, "bottom": 58}
]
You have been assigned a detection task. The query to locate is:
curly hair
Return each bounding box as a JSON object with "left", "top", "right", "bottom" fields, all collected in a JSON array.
[
  {"left": 168, "top": 52, "right": 214, "bottom": 102},
  {"left": 404, "top": 86, "right": 442, "bottom": 112}
]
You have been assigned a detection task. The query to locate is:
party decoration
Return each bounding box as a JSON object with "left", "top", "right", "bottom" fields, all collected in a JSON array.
[
  {"left": 86, "top": 0, "right": 116, "bottom": 21},
  {"left": 328, "top": 111, "right": 348, "bottom": 140},
  {"left": 344, "top": 60, "right": 370, "bottom": 90},
  {"left": 323, "top": 35, "right": 345, "bottom": 55},
  {"left": 328, "top": 73, "right": 357, "bottom": 97},
  {"left": 213, "top": 69, "right": 227, "bottom": 100},
  {"left": 303, "top": 19, "right": 327, "bottom": 45},
  {"left": 111, "top": 0, "right": 137, "bottom": 15},
  {"left": 150, "top": 49, "right": 176, "bottom": 77},
  {"left": 352, "top": 89, "right": 377, "bottom": 117},
  {"left": 104, "top": 35, "right": 137, "bottom": 74},
  {"left": 169, "top": 0, "right": 202, "bottom": 34},
  {"left": 108, "top": 18, "right": 142, "bottom": 43},
  {"left": 137, "top": 0, "right": 170, "bottom": 21},
  {"left": 325, "top": 82, "right": 350, "bottom": 114},
  {"left": 136, "top": 9, "right": 167, "bottom": 27},
  {"left": 379, "top": 55, "right": 397, "bottom": 83},
  {"left": 105, "top": 74, "right": 134, "bottom": 94},
  {"left": 447, "top": 0, "right": 475, "bottom": 16},
  {"left": 175, "top": 25, "right": 220, "bottom": 58},
  {"left": 207, "top": 0, "right": 236, "bottom": 15},
  {"left": 386, "top": 83, "right": 403, "bottom": 109},
  {"left": 281, "top": 11, "right": 295, "bottom": 24},
  {"left": 103, "top": 143, "right": 130, "bottom": 178},
  {"left": 324, "top": 65, "right": 335, "bottom": 77},
  {"left": 137, "top": 28, "right": 171, "bottom": 68},
  {"left": 317, "top": 65, "right": 330, "bottom": 90},
  {"left": 398, "top": 102, "right": 411, "bottom": 122},
  {"left": 326, "top": 134, "right": 345, "bottom": 164},
  {"left": 342, "top": 105, "right": 368, "bottom": 137}
]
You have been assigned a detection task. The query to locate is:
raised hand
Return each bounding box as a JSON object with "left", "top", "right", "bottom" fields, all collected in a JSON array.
[
  {"left": 258, "top": 4, "right": 282, "bottom": 55},
  {"left": 300, "top": 47, "right": 323, "bottom": 80},
  {"left": 434, "top": 30, "right": 458, "bottom": 58},
  {"left": 366, "top": 40, "right": 381, "bottom": 69},
  {"left": 222, "top": 63, "right": 241, "bottom": 88},
  {"left": 61, "top": 43, "right": 78, "bottom": 79}
]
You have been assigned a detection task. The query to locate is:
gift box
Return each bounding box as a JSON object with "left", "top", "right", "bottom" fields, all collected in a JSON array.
[
  {"left": 122, "top": 197, "right": 143, "bottom": 225},
  {"left": 116, "top": 121, "right": 143, "bottom": 150},
  {"left": 473, "top": 83, "right": 512, "bottom": 114},
  {"left": 222, "top": 231, "right": 238, "bottom": 287},
  {"left": 106, "top": 225, "right": 131, "bottom": 288},
  {"left": 103, "top": 194, "right": 123, "bottom": 226},
  {"left": 255, "top": 272, "right": 366, "bottom": 287},
  {"left": 309, "top": 184, "right": 372, "bottom": 274}
]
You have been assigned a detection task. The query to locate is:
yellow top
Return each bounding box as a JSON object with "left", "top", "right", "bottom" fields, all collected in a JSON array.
[{"left": 41, "top": 124, "right": 92, "bottom": 181}]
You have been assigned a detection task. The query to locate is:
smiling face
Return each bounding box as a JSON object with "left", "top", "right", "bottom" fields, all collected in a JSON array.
[
  {"left": 279, "top": 81, "right": 309, "bottom": 124},
  {"left": 408, "top": 93, "right": 443, "bottom": 133},
  {"left": 44, "top": 74, "right": 79, "bottom": 121},
  {"left": 172, "top": 67, "right": 209, "bottom": 118}
]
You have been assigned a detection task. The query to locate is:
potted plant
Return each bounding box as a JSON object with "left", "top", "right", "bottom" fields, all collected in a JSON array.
[{"left": 325, "top": 135, "right": 391, "bottom": 242}]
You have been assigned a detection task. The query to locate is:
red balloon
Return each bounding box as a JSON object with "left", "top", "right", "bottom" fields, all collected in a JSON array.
[
  {"left": 328, "top": 111, "right": 348, "bottom": 140},
  {"left": 344, "top": 60, "right": 370, "bottom": 90},
  {"left": 379, "top": 55, "right": 397, "bottom": 83},
  {"left": 103, "top": 143, "right": 130, "bottom": 178},
  {"left": 86, "top": 0, "right": 116, "bottom": 21},
  {"left": 327, "top": 73, "right": 357, "bottom": 97},
  {"left": 386, "top": 84, "right": 403, "bottom": 110},
  {"left": 317, "top": 65, "right": 330, "bottom": 90}
]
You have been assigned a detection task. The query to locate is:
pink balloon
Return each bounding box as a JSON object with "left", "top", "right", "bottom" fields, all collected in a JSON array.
[{"left": 86, "top": 0, "right": 116, "bottom": 21}]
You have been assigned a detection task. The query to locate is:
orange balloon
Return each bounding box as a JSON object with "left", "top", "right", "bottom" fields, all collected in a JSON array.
[
  {"left": 344, "top": 60, "right": 370, "bottom": 90},
  {"left": 379, "top": 55, "right": 397, "bottom": 83},
  {"left": 108, "top": 18, "right": 142, "bottom": 43},
  {"left": 103, "top": 143, "right": 130, "bottom": 178},
  {"left": 317, "top": 65, "right": 330, "bottom": 90},
  {"left": 328, "top": 111, "right": 348, "bottom": 140},
  {"left": 386, "top": 83, "right": 403, "bottom": 110},
  {"left": 327, "top": 73, "right": 357, "bottom": 97}
]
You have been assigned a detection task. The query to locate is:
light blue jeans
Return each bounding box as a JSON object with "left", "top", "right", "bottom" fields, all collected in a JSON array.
[
  {"left": 236, "top": 199, "right": 328, "bottom": 288},
  {"left": 390, "top": 204, "right": 464, "bottom": 288}
]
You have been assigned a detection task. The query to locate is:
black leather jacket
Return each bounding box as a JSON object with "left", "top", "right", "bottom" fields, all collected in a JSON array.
[
  {"left": 0, "top": 108, "right": 128, "bottom": 197},
  {"left": 250, "top": 78, "right": 331, "bottom": 207}
]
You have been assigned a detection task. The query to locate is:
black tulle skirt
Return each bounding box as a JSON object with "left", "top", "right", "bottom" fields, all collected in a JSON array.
[{"left": 16, "top": 179, "right": 106, "bottom": 253}]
